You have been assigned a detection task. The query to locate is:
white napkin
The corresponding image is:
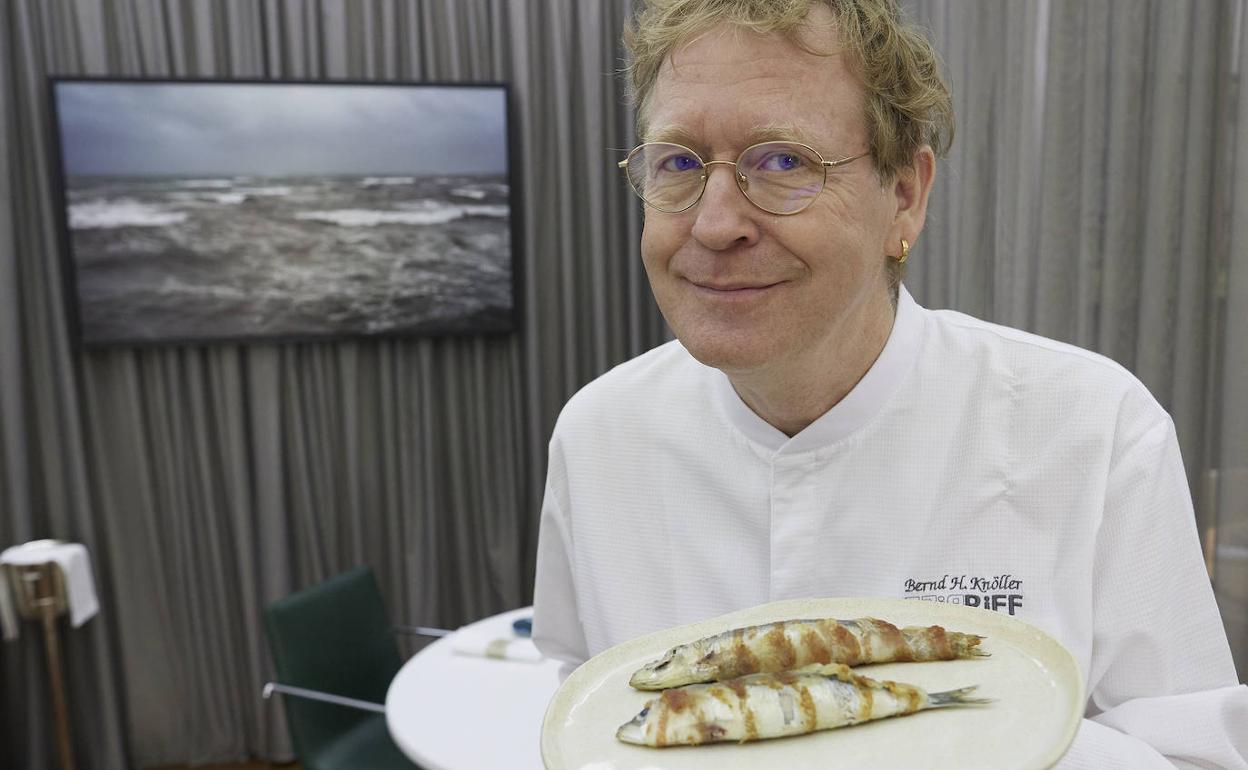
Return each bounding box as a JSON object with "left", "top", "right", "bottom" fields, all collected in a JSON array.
[
  {"left": 0, "top": 540, "right": 100, "bottom": 641},
  {"left": 451, "top": 630, "right": 543, "bottom": 663}
]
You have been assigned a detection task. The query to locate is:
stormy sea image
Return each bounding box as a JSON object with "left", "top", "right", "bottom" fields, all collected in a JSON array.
[
  {"left": 65, "top": 173, "right": 512, "bottom": 343},
  {"left": 52, "top": 80, "right": 514, "bottom": 345}
]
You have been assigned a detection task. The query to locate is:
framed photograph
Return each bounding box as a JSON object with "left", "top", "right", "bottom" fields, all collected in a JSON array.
[{"left": 48, "top": 78, "right": 517, "bottom": 346}]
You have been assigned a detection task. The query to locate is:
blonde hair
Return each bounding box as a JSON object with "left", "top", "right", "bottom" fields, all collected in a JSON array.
[{"left": 624, "top": 0, "right": 954, "bottom": 299}]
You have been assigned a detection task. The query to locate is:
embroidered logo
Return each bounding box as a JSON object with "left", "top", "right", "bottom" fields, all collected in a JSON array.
[{"left": 901, "top": 573, "right": 1024, "bottom": 615}]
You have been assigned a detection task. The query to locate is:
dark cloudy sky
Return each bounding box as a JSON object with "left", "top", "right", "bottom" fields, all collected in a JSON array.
[{"left": 55, "top": 82, "right": 509, "bottom": 177}]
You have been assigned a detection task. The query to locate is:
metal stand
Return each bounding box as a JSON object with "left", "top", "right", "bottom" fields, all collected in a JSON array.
[{"left": 7, "top": 562, "right": 76, "bottom": 770}]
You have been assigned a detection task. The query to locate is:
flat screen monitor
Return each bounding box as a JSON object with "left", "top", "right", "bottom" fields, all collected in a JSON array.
[{"left": 49, "top": 78, "right": 517, "bottom": 346}]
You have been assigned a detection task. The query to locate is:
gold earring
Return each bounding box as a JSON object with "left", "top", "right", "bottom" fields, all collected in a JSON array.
[{"left": 896, "top": 238, "right": 910, "bottom": 265}]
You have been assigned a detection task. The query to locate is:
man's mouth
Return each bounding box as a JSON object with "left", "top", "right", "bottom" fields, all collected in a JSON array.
[{"left": 688, "top": 279, "right": 783, "bottom": 297}]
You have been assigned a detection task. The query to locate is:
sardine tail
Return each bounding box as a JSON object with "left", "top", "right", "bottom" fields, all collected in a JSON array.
[
  {"left": 928, "top": 685, "right": 993, "bottom": 707},
  {"left": 962, "top": 634, "right": 991, "bottom": 658}
]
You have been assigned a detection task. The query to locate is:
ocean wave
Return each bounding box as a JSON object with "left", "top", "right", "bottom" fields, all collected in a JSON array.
[
  {"left": 451, "top": 187, "right": 488, "bottom": 200},
  {"left": 460, "top": 204, "right": 509, "bottom": 217},
  {"left": 70, "top": 199, "right": 188, "bottom": 229},
  {"left": 178, "top": 179, "right": 234, "bottom": 189},
  {"left": 166, "top": 186, "right": 292, "bottom": 206},
  {"left": 158, "top": 276, "right": 248, "bottom": 300},
  {"left": 360, "top": 176, "right": 416, "bottom": 187},
  {"left": 166, "top": 191, "right": 244, "bottom": 205},
  {"left": 295, "top": 204, "right": 508, "bottom": 227},
  {"left": 234, "top": 186, "right": 293, "bottom": 197},
  {"left": 398, "top": 199, "right": 509, "bottom": 217},
  {"left": 207, "top": 193, "right": 246, "bottom": 205}
]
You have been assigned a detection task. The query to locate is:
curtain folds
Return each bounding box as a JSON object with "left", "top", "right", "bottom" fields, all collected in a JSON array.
[
  {"left": 1219, "top": 0, "right": 1248, "bottom": 686},
  {"left": 904, "top": 0, "right": 1247, "bottom": 678},
  {"left": 1, "top": 1, "right": 654, "bottom": 767},
  {"left": 0, "top": 1, "right": 1244, "bottom": 768}
]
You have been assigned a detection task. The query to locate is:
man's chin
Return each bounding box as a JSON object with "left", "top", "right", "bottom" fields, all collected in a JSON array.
[{"left": 676, "top": 334, "right": 775, "bottom": 373}]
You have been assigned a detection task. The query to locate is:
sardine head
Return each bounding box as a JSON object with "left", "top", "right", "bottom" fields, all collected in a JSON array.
[
  {"left": 628, "top": 646, "right": 686, "bottom": 689},
  {"left": 615, "top": 705, "right": 651, "bottom": 745},
  {"left": 633, "top": 643, "right": 683, "bottom": 688}
]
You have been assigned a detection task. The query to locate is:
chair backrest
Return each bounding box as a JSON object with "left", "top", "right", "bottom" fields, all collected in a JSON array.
[{"left": 264, "top": 566, "right": 404, "bottom": 763}]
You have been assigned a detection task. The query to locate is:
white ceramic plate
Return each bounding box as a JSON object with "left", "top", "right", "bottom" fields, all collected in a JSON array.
[{"left": 541, "top": 597, "right": 1084, "bottom": 770}]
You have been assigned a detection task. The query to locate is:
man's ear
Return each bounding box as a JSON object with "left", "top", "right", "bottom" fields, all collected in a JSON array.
[{"left": 888, "top": 145, "right": 936, "bottom": 249}]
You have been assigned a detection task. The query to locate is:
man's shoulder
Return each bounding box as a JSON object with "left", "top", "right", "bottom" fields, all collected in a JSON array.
[
  {"left": 554, "top": 339, "right": 709, "bottom": 431},
  {"left": 572, "top": 338, "right": 701, "bottom": 399},
  {"left": 928, "top": 306, "right": 1136, "bottom": 385},
  {"left": 924, "top": 306, "right": 1169, "bottom": 427}
]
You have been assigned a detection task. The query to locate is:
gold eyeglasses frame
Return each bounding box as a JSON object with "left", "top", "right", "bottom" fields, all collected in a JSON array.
[{"left": 617, "top": 140, "right": 871, "bottom": 216}]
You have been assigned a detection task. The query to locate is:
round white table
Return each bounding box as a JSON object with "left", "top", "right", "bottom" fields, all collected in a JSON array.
[{"left": 386, "top": 606, "right": 564, "bottom": 770}]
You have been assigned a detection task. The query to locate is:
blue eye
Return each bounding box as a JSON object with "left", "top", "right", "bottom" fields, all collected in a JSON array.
[
  {"left": 759, "top": 152, "right": 802, "bottom": 171},
  {"left": 658, "top": 154, "right": 702, "bottom": 173}
]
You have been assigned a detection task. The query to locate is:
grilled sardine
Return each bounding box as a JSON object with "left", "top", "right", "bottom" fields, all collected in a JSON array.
[
  {"left": 617, "top": 662, "right": 988, "bottom": 747},
  {"left": 630, "top": 617, "right": 987, "bottom": 690}
]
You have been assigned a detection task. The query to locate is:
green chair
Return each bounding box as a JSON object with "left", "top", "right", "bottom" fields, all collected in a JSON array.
[{"left": 263, "top": 566, "right": 443, "bottom": 770}]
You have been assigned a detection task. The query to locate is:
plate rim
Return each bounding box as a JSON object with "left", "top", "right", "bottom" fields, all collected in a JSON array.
[{"left": 541, "top": 596, "right": 1085, "bottom": 770}]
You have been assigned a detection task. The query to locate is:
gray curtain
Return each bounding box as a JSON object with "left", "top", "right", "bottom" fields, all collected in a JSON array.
[
  {"left": 0, "top": 1, "right": 658, "bottom": 768},
  {"left": 1225, "top": 0, "right": 1248, "bottom": 688},
  {"left": 2, "top": 1, "right": 1245, "bottom": 768},
  {"left": 903, "top": 0, "right": 1248, "bottom": 677}
]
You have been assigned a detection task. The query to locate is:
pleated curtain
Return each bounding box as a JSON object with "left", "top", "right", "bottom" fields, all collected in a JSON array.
[
  {"left": 0, "top": 1, "right": 656, "bottom": 767},
  {"left": 903, "top": 0, "right": 1248, "bottom": 685},
  {"left": 0, "top": 1, "right": 1244, "bottom": 768}
]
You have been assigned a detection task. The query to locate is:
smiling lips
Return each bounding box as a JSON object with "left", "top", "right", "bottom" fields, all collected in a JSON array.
[{"left": 689, "top": 279, "right": 783, "bottom": 297}]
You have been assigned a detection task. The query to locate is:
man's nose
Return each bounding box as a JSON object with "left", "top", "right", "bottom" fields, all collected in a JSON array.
[{"left": 690, "top": 162, "right": 760, "bottom": 250}]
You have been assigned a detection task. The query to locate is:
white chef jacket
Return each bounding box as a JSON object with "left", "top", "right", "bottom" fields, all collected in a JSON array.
[{"left": 532, "top": 286, "right": 1247, "bottom": 768}]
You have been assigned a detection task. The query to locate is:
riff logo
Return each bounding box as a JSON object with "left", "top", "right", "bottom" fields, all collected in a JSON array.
[
  {"left": 959, "top": 593, "right": 1023, "bottom": 614},
  {"left": 902, "top": 573, "right": 1025, "bottom": 616}
]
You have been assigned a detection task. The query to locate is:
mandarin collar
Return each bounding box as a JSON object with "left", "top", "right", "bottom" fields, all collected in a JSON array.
[{"left": 712, "top": 285, "right": 926, "bottom": 455}]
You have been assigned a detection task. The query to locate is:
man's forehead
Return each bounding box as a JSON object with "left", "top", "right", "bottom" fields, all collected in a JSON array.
[
  {"left": 659, "top": 24, "right": 841, "bottom": 85},
  {"left": 662, "top": 6, "right": 842, "bottom": 70},
  {"left": 639, "top": 9, "right": 856, "bottom": 150},
  {"left": 643, "top": 122, "right": 824, "bottom": 149}
]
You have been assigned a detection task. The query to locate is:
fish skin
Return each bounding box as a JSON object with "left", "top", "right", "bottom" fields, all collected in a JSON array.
[
  {"left": 616, "top": 663, "right": 990, "bottom": 747},
  {"left": 629, "top": 617, "right": 987, "bottom": 690}
]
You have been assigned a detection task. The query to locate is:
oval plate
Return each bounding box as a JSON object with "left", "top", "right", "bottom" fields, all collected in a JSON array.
[{"left": 541, "top": 597, "right": 1083, "bottom": 770}]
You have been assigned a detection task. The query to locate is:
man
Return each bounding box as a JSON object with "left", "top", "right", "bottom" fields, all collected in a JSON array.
[{"left": 532, "top": 0, "right": 1247, "bottom": 766}]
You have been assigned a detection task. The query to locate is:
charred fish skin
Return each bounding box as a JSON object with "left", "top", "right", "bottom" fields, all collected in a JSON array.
[
  {"left": 616, "top": 663, "right": 990, "bottom": 747},
  {"left": 629, "top": 617, "right": 987, "bottom": 690}
]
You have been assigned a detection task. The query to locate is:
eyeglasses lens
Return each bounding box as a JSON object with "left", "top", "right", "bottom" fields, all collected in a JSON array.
[
  {"left": 625, "top": 143, "right": 705, "bottom": 212},
  {"left": 625, "top": 141, "right": 827, "bottom": 214},
  {"left": 737, "top": 142, "right": 825, "bottom": 214}
]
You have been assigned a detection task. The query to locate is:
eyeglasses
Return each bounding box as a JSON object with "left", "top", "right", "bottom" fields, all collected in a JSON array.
[{"left": 617, "top": 141, "right": 870, "bottom": 215}]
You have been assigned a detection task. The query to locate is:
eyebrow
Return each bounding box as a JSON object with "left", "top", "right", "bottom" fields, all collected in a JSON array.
[
  {"left": 643, "top": 122, "right": 822, "bottom": 150},
  {"left": 642, "top": 125, "right": 703, "bottom": 147},
  {"left": 743, "top": 123, "right": 821, "bottom": 146}
]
